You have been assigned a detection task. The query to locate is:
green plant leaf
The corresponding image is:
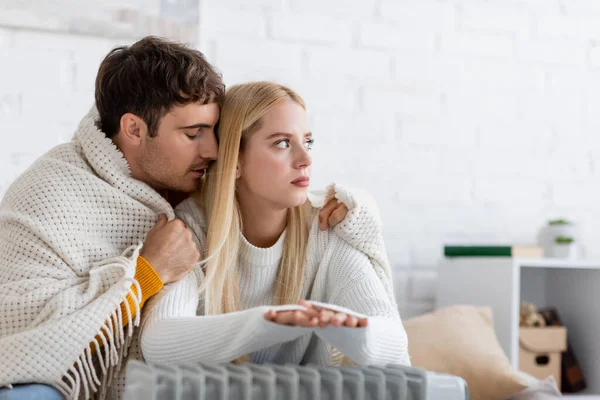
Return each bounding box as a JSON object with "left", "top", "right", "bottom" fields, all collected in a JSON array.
[
  {"left": 548, "top": 219, "right": 571, "bottom": 225},
  {"left": 555, "top": 235, "right": 574, "bottom": 244}
]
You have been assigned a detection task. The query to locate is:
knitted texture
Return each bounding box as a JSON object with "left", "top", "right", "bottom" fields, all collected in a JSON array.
[
  {"left": 325, "top": 183, "right": 397, "bottom": 309},
  {"left": 140, "top": 194, "right": 410, "bottom": 368},
  {"left": 0, "top": 107, "right": 175, "bottom": 399}
]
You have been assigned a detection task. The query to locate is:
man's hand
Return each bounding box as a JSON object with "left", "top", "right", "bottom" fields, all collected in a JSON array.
[
  {"left": 264, "top": 300, "right": 368, "bottom": 328},
  {"left": 318, "top": 198, "right": 349, "bottom": 231},
  {"left": 140, "top": 214, "right": 200, "bottom": 284}
]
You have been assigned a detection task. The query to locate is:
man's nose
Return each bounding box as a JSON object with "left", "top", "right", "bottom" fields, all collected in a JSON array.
[{"left": 199, "top": 130, "right": 218, "bottom": 161}]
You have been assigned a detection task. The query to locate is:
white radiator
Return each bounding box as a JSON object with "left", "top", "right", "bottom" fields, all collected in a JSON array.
[{"left": 124, "top": 360, "right": 469, "bottom": 400}]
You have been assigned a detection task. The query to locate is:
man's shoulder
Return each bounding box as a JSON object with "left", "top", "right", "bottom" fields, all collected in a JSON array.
[
  {"left": 11, "top": 140, "right": 88, "bottom": 181},
  {"left": 1, "top": 141, "right": 97, "bottom": 212}
]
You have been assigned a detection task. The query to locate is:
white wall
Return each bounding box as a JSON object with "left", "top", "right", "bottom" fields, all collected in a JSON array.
[
  {"left": 0, "top": 29, "right": 117, "bottom": 192},
  {"left": 2, "top": 0, "right": 600, "bottom": 317}
]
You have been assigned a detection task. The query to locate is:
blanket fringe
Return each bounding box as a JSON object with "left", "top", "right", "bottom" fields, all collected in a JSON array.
[{"left": 51, "top": 273, "right": 141, "bottom": 399}]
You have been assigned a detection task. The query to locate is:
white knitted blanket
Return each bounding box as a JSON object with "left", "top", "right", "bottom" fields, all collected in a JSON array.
[{"left": 0, "top": 108, "right": 174, "bottom": 399}]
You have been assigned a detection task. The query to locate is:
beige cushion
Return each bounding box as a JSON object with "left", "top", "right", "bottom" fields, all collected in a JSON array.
[{"left": 404, "top": 305, "right": 527, "bottom": 400}]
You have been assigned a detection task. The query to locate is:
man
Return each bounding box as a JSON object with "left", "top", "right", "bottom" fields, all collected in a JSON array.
[
  {"left": 0, "top": 36, "right": 222, "bottom": 399},
  {"left": 0, "top": 36, "right": 348, "bottom": 399}
]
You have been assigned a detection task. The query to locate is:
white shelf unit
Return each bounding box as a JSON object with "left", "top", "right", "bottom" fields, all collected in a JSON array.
[{"left": 436, "top": 257, "right": 600, "bottom": 395}]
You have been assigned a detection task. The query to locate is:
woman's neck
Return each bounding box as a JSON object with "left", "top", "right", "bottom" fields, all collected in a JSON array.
[{"left": 238, "top": 195, "right": 287, "bottom": 248}]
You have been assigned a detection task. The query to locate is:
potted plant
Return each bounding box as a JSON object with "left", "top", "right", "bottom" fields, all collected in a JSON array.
[
  {"left": 551, "top": 235, "right": 578, "bottom": 259},
  {"left": 537, "top": 218, "right": 580, "bottom": 257}
]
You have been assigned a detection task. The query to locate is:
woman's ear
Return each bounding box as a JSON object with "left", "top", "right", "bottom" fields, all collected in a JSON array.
[{"left": 236, "top": 161, "right": 242, "bottom": 179}]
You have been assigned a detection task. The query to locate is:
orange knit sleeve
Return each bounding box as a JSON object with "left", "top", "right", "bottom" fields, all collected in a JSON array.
[
  {"left": 120, "top": 256, "right": 164, "bottom": 324},
  {"left": 89, "top": 256, "right": 164, "bottom": 354}
]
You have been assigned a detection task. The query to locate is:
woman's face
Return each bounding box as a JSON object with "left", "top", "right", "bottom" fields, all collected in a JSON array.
[{"left": 236, "top": 99, "right": 313, "bottom": 210}]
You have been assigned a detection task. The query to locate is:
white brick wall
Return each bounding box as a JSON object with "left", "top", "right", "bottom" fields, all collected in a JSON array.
[
  {"left": 0, "top": 28, "right": 119, "bottom": 196},
  {"left": 3, "top": 0, "right": 600, "bottom": 318}
]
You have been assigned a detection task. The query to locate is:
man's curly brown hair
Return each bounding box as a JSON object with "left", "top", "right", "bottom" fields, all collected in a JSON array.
[{"left": 95, "top": 36, "right": 225, "bottom": 138}]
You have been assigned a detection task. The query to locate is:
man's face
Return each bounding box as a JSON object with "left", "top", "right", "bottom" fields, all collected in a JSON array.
[{"left": 137, "top": 102, "right": 220, "bottom": 193}]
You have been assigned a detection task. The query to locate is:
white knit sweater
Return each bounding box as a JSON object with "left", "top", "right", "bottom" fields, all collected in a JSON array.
[
  {"left": 0, "top": 108, "right": 175, "bottom": 399},
  {"left": 140, "top": 193, "right": 411, "bottom": 367}
]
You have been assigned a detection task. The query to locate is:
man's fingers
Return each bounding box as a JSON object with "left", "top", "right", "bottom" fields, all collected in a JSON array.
[
  {"left": 167, "top": 217, "right": 188, "bottom": 230},
  {"left": 327, "top": 204, "right": 348, "bottom": 228},
  {"left": 155, "top": 214, "right": 168, "bottom": 228},
  {"left": 146, "top": 215, "right": 167, "bottom": 238},
  {"left": 318, "top": 199, "right": 339, "bottom": 230},
  {"left": 358, "top": 318, "right": 369, "bottom": 328}
]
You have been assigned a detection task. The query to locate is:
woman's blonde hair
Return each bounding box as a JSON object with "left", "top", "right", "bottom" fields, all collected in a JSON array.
[{"left": 198, "top": 81, "right": 311, "bottom": 316}]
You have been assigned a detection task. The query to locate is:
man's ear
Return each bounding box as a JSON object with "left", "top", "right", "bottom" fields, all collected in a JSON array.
[{"left": 119, "top": 113, "right": 147, "bottom": 145}]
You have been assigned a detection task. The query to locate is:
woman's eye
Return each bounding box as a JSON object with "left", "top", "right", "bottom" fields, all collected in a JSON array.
[
  {"left": 275, "top": 140, "right": 290, "bottom": 149},
  {"left": 305, "top": 139, "right": 315, "bottom": 150},
  {"left": 186, "top": 134, "right": 197, "bottom": 140}
]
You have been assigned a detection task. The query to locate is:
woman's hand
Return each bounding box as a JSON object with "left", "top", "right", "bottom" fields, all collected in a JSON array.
[
  {"left": 303, "top": 300, "right": 369, "bottom": 328},
  {"left": 263, "top": 307, "right": 320, "bottom": 328},
  {"left": 318, "top": 198, "right": 349, "bottom": 231},
  {"left": 264, "top": 300, "right": 368, "bottom": 328}
]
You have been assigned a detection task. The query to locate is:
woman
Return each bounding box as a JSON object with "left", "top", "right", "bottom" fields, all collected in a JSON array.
[{"left": 140, "top": 82, "right": 410, "bottom": 367}]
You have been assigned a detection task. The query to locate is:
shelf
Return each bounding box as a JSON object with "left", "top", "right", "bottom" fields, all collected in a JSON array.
[
  {"left": 515, "top": 257, "right": 600, "bottom": 270},
  {"left": 438, "top": 257, "right": 600, "bottom": 393}
]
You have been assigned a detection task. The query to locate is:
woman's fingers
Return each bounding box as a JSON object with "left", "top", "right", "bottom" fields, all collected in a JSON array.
[
  {"left": 297, "top": 300, "right": 321, "bottom": 319},
  {"left": 291, "top": 310, "right": 319, "bottom": 327},
  {"left": 343, "top": 315, "right": 358, "bottom": 327},
  {"left": 265, "top": 306, "right": 368, "bottom": 328},
  {"left": 298, "top": 299, "right": 311, "bottom": 308},
  {"left": 279, "top": 311, "right": 303, "bottom": 326},
  {"left": 264, "top": 309, "right": 277, "bottom": 322},
  {"left": 318, "top": 309, "right": 335, "bottom": 328},
  {"left": 330, "top": 312, "right": 347, "bottom": 327},
  {"left": 266, "top": 310, "right": 319, "bottom": 327}
]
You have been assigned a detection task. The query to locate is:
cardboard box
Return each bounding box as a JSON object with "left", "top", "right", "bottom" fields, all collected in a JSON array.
[{"left": 519, "top": 327, "right": 567, "bottom": 389}]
